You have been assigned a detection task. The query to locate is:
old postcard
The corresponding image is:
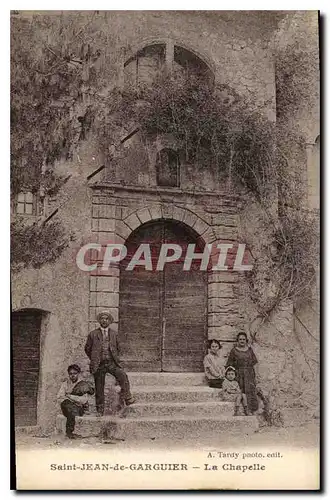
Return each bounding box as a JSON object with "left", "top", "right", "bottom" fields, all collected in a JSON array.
[{"left": 11, "top": 9, "right": 320, "bottom": 491}]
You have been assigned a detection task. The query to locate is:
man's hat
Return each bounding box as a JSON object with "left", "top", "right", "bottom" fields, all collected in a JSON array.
[{"left": 97, "top": 311, "right": 114, "bottom": 323}]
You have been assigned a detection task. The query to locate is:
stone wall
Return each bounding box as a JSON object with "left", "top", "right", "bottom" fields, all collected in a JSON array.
[
  {"left": 12, "top": 166, "right": 93, "bottom": 430},
  {"left": 237, "top": 194, "right": 319, "bottom": 418},
  {"left": 272, "top": 10, "right": 319, "bottom": 416}
]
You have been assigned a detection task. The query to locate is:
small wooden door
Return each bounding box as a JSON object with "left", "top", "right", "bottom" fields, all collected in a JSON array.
[
  {"left": 12, "top": 310, "right": 42, "bottom": 426},
  {"left": 119, "top": 220, "right": 207, "bottom": 371}
]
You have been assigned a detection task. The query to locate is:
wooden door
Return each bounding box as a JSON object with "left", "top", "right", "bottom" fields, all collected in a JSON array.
[
  {"left": 12, "top": 310, "right": 42, "bottom": 426},
  {"left": 118, "top": 220, "right": 207, "bottom": 372}
]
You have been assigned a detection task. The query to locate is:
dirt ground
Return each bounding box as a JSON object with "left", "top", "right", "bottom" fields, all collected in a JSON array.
[{"left": 15, "top": 420, "right": 319, "bottom": 451}]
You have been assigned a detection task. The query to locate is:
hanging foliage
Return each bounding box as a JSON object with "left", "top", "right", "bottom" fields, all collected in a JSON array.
[
  {"left": 11, "top": 11, "right": 116, "bottom": 270},
  {"left": 245, "top": 209, "right": 318, "bottom": 319},
  {"left": 11, "top": 218, "right": 72, "bottom": 271},
  {"left": 11, "top": 11, "right": 117, "bottom": 196},
  {"left": 275, "top": 40, "right": 319, "bottom": 119},
  {"left": 92, "top": 75, "right": 277, "bottom": 201}
]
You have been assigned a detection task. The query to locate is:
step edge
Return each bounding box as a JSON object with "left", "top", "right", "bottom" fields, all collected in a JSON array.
[
  {"left": 57, "top": 414, "right": 257, "bottom": 423},
  {"left": 130, "top": 386, "right": 220, "bottom": 392},
  {"left": 126, "top": 401, "right": 233, "bottom": 407}
]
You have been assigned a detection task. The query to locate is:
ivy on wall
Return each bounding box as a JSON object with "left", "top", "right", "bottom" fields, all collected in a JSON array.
[
  {"left": 275, "top": 40, "right": 319, "bottom": 120},
  {"left": 11, "top": 218, "right": 72, "bottom": 271},
  {"left": 93, "top": 76, "right": 277, "bottom": 202},
  {"left": 245, "top": 209, "right": 318, "bottom": 324},
  {"left": 11, "top": 12, "right": 116, "bottom": 270}
]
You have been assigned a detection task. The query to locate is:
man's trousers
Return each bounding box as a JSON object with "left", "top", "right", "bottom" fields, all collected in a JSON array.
[
  {"left": 60, "top": 399, "right": 84, "bottom": 436},
  {"left": 93, "top": 360, "right": 132, "bottom": 414}
]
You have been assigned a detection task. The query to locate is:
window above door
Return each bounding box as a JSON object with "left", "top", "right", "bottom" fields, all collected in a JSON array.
[{"left": 156, "top": 148, "right": 180, "bottom": 188}]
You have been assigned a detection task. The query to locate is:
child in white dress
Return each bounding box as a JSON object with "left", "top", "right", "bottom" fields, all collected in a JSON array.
[{"left": 222, "top": 366, "right": 249, "bottom": 416}]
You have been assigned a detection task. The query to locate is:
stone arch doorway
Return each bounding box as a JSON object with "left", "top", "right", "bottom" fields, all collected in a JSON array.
[
  {"left": 12, "top": 308, "right": 46, "bottom": 426},
  {"left": 118, "top": 219, "right": 207, "bottom": 372}
]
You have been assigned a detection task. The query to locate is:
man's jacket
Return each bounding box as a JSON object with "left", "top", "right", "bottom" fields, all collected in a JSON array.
[{"left": 85, "top": 328, "right": 121, "bottom": 374}]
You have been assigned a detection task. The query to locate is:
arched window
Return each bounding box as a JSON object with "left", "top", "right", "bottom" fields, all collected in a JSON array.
[
  {"left": 123, "top": 42, "right": 213, "bottom": 88},
  {"left": 173, "top": 45, "right": 213, "bottom": 82},
  {"left": 156, "top": 149, "right": 180, "bottom": 187}
]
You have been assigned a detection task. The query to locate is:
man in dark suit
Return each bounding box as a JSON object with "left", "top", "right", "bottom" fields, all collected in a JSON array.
[{"left": 85, "top": 311, "right": 135, "bottom": 415}]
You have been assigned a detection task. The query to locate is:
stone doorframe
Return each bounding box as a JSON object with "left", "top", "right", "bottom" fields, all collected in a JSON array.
[{"left": 89, "top": 184, "right": 243, "bottom": 347}]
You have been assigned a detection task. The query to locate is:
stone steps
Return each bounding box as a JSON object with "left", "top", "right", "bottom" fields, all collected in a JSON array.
[
  {"left": 123, "top": 400, "right": 234, "bottom": 418},
  {"left": 126, "top": 372, "right": 206, "bottom": 386},
  {"left": 56, "top": 374, "right": 259, "bottom": 440},
  {"left": 56, "top": 414, "right": 258, "bottom": 439},
  {"left": 129, "top": 386, "right": 224, "bottom": 403},
  {"left": 88, "top": 386, "right": 225, "bottom": 410}
]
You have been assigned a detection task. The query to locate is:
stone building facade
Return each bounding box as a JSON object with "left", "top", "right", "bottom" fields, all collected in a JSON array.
[{"left": 11, "top": 11, "right": 319, "bottom": 430}]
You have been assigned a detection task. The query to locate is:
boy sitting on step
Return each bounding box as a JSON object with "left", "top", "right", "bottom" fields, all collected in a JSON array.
[
  {"left": 57, "top": 364, "right": 94, "bottom": 439},
  {"left": 222, "top": 366, "right": 249, "bottom": 416}
]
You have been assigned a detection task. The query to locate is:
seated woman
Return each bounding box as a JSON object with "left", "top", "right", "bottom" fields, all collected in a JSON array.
[{"left": 203, "top": 339, "right": 225, "bottom": 388}]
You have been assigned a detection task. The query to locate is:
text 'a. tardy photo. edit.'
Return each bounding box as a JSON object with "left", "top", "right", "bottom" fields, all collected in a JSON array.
[{"left": 11, "top": 9, "right": 320, "bottom": 491}]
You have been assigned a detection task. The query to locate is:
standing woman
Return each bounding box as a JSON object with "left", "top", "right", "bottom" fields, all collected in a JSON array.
[{"left": 226, "top": 332, "right": 259, "bottom": 414}]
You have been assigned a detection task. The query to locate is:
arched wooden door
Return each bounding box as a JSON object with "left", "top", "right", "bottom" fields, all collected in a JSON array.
[
  {"left": 119, "top": 220, "right": 207, "bottom": 372},
  {"left": 12, "top": 310, "right": 42, "bottom": 426}
]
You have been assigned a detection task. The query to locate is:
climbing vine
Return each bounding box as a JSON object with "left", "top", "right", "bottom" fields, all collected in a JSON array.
[
  {"left": 10, "top": 11, "right": 110, "bottom": 195},
  {"left": 245, "top": 208, "right": 318, "bottom": 324},
  {"left": 275, "top": 40, "right": 318, "bottom": 120},
  {"left": 11, "top": 11, "right": 118, "bottom": 270},
  {"left": 92, "top": 75, "right": 277, "bottom": 202},
  {"left": 11, "top": 218, "right": 72, "bottom": 271}
]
